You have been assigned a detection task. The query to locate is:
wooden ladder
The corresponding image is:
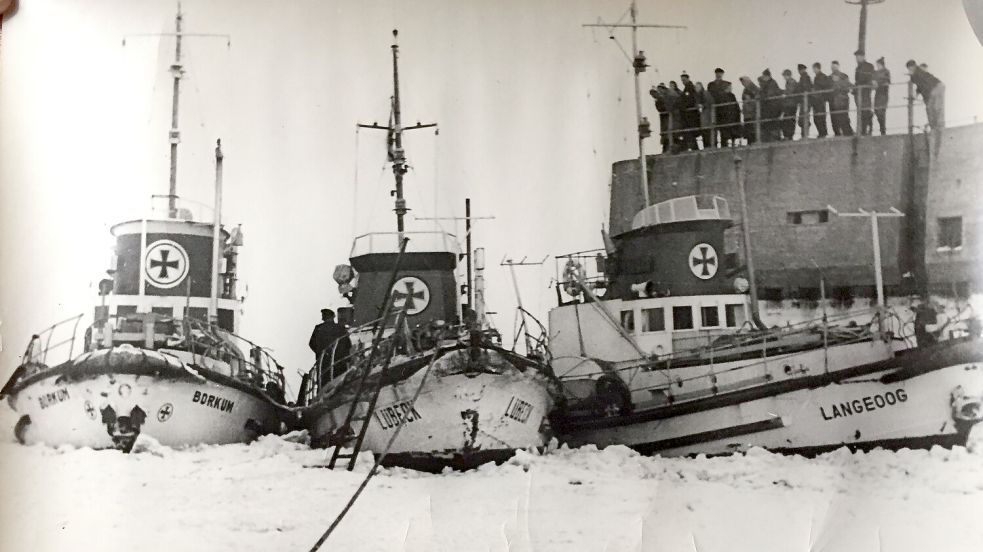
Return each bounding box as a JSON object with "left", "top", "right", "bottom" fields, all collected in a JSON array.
[{"left": 327, "top": 313, "right": 405, "bottom": 471}]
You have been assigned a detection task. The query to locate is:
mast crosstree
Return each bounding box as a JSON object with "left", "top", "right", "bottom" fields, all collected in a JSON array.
[
  {"left": 123, "top": 4, "right": 231, "bottom": 219},
  {"left": 584, "top": 1, "right": 685, "bottom": 207},
  {"left": 358, "top": 30, "right": 438, "bottom": 239}
]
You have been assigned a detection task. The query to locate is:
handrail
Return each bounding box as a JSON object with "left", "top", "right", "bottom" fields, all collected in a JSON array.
[
  {"left": 13, "top": 312, "right": 286, "bottom": 394},
  {"left": 650, "top": 80, "right": 962, "bottom": 153}
]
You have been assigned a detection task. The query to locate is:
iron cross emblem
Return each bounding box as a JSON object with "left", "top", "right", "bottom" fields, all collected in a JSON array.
[
  {"left": 144, "top": 240, "right": 190, "bottom": 289},
  {"left": 391, "top": 276, "right": 430, "bottom": 316},
  {"left": 689, "top": 243, "right": 718, "bottom": 280}
]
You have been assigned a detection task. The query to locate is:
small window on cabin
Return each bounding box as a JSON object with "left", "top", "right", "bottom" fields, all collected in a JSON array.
[
  {"left": 620, "top": 310, "right": 635, "bottom": 334},
  {"left": 725, "top": 304, "right": 745, "bottom": 328},
  {"left": 938, "top": 217, "right": 962, "bottom": 249},
  {"left": 641, "top": 308, "right": 665, "bottom": 332},
  {"left": 786, "top": 210, "right": 829, "bottom": 225},
  {"left": 700, "top": 306, "right": 720, "bottom": 328},
  {"left": 672, "top": 306, "right": 694, "bottom": 330}
]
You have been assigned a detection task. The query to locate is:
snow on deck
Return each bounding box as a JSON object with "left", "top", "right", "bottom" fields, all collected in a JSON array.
[{"left": 1, "top": 403, "right": 981, "bottom": 552}]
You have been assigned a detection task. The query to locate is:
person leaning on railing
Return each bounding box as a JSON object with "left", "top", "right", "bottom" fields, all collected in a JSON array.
[
  {"left": 907, "top": 59, "right": 945, "bottom": 131},
  {"left": 739, "top": 76, "right": 760, "bottom": 144},
  {"left": 757, "top": 69, "right": 783, "bottom": 142}
]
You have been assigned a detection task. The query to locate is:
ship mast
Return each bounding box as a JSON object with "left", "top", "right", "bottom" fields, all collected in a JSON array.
[
  {"left": 167, "top": 7, "right": 184, "bottom": 219},
  {"left": 123, "top": 5, "right": 230, "bottom": 219},
  {"left": 358, "top": 30, "right": 437, "bottom": 240},
  {"left": 584, "top": 1, "right": 685, "bottom": 208}
]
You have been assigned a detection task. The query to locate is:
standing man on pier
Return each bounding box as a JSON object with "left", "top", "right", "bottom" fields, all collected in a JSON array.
[
  {"left": 811, "top": 62, "right": 831, "bottom": 137},
  {"left": 907, "top": 60, "right": 945, "bottom": 130},
  {"left": 854, "top": 50, "right": 875, "bottom": 135},
  {"left": 873, "top": 57, "right": 891, "bottom": 135}
]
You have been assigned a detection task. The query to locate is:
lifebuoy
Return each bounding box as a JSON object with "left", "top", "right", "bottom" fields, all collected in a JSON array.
[{"left": 562, "top": 259, "right": 586, "bottom": 297}]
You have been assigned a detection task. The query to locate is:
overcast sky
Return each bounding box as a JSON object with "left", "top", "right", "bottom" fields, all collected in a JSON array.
[{"left": 2, "top": 0, "right": 981, "bottom": 393}]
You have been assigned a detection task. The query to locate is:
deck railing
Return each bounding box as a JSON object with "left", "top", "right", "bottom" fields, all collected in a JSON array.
[
  {"left": 652, "top": 81, "right": 965, "bottom": 154},
  {"left": 15, "top": 312, "right": 286, "bottom": 397}
]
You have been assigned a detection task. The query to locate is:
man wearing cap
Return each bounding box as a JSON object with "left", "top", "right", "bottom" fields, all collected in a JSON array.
[
  {"left": 873, "top": 57, "right": 891, "bottom": 135},
  {"left": 309, "top": 308, "right": 352, "bottom": 383},
  {"left": 906, "top": 60, "right": 945, "bottom": 130},
  {"left": 678, "top": 72, "right": 701, "bottom": 150},
  {"left": 706, "top": 68, "right": 731, "bottom": 145},
  {"left": 780, "top": 69, "right": 800, "bottom": 140},
  {"left": 854, "top": 50, "right": 875, "bottom": 135},
  {"left": 811, "top": 62, "right": 831, "bottom": 137}
]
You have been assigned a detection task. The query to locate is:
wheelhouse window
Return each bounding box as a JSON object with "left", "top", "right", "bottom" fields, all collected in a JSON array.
[
  {"left": 700, "top": 306, "right": 720, "bottom": 328},
  {"left": 641, "top": 307, "right": 665, "bottom": 332},
  {"left": 938, "top": 217, "right": 963, "bottom": 250},
  {"left": 672, "top": 306, "right": 694, "bottom": 330},
  {"left": 620, "top": 310, "right": 635, "bottom": 333},
  {"left": 725, "top": 304, "right": 746, "bottom": 328}
]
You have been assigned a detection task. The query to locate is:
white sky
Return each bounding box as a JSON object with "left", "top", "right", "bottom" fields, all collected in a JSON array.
[{"left": 2, "top": 0, "right": 982, "bottom": 392}]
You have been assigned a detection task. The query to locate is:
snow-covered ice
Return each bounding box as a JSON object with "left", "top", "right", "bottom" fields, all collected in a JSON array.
[{"left": 1, "top": 402, "right": 981, "bottom": 552}]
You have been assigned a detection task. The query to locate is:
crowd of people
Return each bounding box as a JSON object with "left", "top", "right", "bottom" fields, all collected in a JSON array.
[{"left": 648, "top": 50, "right": 945, "bottom": 153}]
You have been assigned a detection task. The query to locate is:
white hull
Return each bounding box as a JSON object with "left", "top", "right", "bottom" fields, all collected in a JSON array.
[
  {"left": 557, "top": 347, "right": 983, "bottom": 456},
  {"left": 307, "top": 348, "right": 554, "bottom": 469},
  {"left": 6, "top": 347, "right": 281, "bottom": 450}
]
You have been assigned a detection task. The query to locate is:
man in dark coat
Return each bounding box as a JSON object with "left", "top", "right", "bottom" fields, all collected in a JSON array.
[
  {"left": 739, "top": 76, "right": 760, "bottom": 144},
  {"left": 830, "top": 61, "right": 854, "bottom": 136},
  {"left": 811, "top": 62, "right": 831, "bottom": 137},
  {"left": 780, "top": 69, "right": 800, "bottom": 140},
  {"left": 796, "top": 64, "right": 813, "bottom": 137},
  {"left": 309, "top": 308, "right": 352, "bottom": 382},
  {"left": 757, "top": 69, "right": 783, "bottom": 142},
  {"left": 872, "top": 57, "right": 891, "bottom": 135},
  {"left": 650, "top": 84, "right": 671, "bottom": 152},
  {"left": 706, "top": 67, "right": 731, "bottom": 145},
  {"left": 716, "top": 82, "right": 741, "bottom": 147},
  {"left": 830, "top": 70, "right": 855, "bottom": 136},
  {"left": 907, "top": 59, "right": 945, "bottom": 130},
  {"left": 678, "top": 73, "right": 701, "bottom": 151},
  {"left": 854, "top": 50, "right": 875, "bottom": 135}
]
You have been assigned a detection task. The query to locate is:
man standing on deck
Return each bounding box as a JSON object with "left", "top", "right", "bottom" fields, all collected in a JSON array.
[
  {"left": 830, "top": 61, "right": 854, "bottom": 136},
  {"left": 679, "top": 73, "right": 701, "bottom": 151},
  {"left": 811, "top": 62, "right": 831, "bottom": 137},
  {"left": 309, "top": 308, "right": 352, "bottom": 383},
  {"left": 907, "top": 60, "right": 945, "bottom": 130},
  {"left": 854, "top": 50, "right": 875, "bottom": 135},
  {"left": 757, "top": 69, "right": 783, "bottom": 142},
  {"left": 780, "top": 69, "right": 800, "bottom": 140},
  {"left": 796, "top": 64, "right": 813, "bottom": 138},
  {"left": 873, "top": 57, "right": 891, "bottom": 135},
  {"left": 707, "top": 68, "right": 731, "bottom": 144}
]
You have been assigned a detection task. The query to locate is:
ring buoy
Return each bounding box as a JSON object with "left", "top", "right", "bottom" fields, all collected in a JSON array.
[{"left": 562, "top": 260, "right": 586, "bottom": 297}]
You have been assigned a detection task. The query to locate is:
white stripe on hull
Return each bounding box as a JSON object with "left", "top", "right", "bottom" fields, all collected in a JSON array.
[
  {"left": 560, "top": 363, "right": 983, "bottom": 456},
  {"left": 10, "top": 372, "right": 280, "bottom": 448},
  {"left": 310, "top": 370, "right": 553, "bottom": 456}
]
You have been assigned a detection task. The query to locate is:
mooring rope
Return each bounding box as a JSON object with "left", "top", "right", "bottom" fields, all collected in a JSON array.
[{"left": 307, "top": 351, "right": 440, "bottom": 552}]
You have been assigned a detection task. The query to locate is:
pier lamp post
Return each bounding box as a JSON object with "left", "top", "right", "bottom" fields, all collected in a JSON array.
[
  {"left": 845, "top": 0, "right": 886, "bottom": 55},
  {"left": 828, "top": 205, "right": 905, "bottom": 330}
]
